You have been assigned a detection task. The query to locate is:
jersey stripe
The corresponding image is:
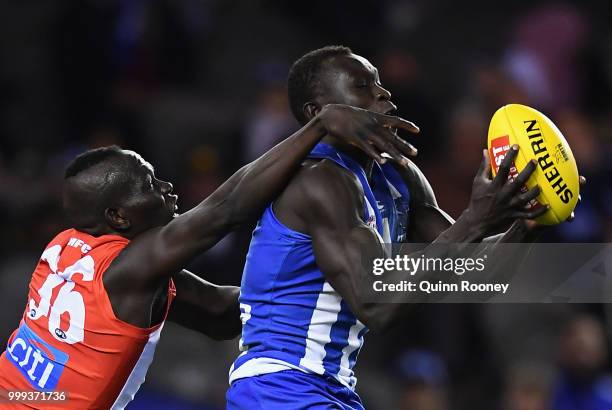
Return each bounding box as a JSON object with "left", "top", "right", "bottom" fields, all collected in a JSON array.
[
  {"left": 348, "top": 327, "right": 368, "bottom": 372},
  {"left": 110, "top": 323, "right": 164, "bottom": 409},
  {"left": 339, "top": 320, "right": 367, "bottom": 387},
  {"left": 322, "top": 301, "right": 355, "bottom": 376},
  {"left": 298, "top": 282, "right": 342, "bottom": 374}
]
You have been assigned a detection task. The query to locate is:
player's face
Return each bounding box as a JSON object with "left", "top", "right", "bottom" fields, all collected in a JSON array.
[
  {"left": 318, "top": 53, "right": 397, "bottom": 115},
  {"left": 119, "top": 151, "right": 178, "bottom": 233}
]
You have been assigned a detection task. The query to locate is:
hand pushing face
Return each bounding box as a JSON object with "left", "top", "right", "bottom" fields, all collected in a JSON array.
[
  {"left": 308, "top": 54, "right": 420, "bottom": 167},
  {"left": 315, "top": 54, "right": 397, "bottom": 116}
]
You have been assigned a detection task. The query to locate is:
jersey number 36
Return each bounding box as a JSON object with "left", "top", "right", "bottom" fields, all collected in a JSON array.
[{"left": 27, "top": 245, "right": 94, "bottom": 344}]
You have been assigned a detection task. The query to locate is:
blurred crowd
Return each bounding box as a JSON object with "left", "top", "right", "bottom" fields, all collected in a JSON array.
[{"left": 1, "top": 1, "right": 612, "bottom": 409}]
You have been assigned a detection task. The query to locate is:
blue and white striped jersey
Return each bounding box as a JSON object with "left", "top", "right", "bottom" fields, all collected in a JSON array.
[{"left": 229, "top": 143, "right": 410, "bottom": 389}]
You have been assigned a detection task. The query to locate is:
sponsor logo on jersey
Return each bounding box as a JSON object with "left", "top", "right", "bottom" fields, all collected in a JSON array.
[{"left": 6, "top": 323, "right": 69, "bottom": 391}]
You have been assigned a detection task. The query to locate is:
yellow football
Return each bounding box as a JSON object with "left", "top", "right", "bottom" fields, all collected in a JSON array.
[{"left": 487, "top": 104, "right": 579, "bottom": 225}]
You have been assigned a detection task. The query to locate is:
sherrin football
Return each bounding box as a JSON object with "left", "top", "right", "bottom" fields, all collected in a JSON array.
[{"left": 487, "top": 104, "right": 579, "bottom": 225}]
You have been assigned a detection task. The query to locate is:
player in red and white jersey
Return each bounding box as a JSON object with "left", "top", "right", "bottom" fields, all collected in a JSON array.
[
  {"left": 0, "top": 104, "right": 419, "bottom": 409},
  {"left": 0, "top": 229, "right": 174, "bottom": 408}
]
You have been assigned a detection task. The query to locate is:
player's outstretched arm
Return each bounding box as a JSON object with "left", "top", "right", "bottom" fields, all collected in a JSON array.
[
  {"left": 398, "top": 147, "right": 546, "bottom": 243},
  {"left": 108, "top": 105, "right": 419, "bottom": 286},
  {"left": 288, "top": 146, "right": 544, "bottom": 332},
  {"left": 401, "top": 150, "right": 545, "bottom": 244},
  {"left": 167, "top": 270, "right": 240, "bottom": 340}
]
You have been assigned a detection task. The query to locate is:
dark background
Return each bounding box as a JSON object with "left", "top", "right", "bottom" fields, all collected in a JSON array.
[{"left": 1, "top": 1, "right": 612, "bottom": 409}]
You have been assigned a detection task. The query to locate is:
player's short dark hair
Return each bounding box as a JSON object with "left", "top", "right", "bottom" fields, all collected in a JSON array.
[
  {"left": 287, "top": 45, "right": 352, "bottom": 125},
  {"left": 63, "top": 145, "right": 135, "bottom": 229},
  {"left": 64, "top": 145, "right": 123, "bottom": 179}
]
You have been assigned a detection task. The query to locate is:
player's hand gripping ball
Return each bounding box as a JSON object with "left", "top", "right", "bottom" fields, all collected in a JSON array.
[{"left": 488, "top": 104, "right": 580, "bottom": 225}]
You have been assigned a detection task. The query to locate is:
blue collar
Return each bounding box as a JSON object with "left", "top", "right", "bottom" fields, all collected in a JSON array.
[{"left": 308, "top": 143, "right": 410, "bottom": 241}]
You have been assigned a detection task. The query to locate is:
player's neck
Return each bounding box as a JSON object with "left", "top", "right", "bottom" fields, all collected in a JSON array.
[
  {"left": 322, "top": 136, "right": 375, "bottom": 181},
  {"left": 76, "top": 223, "right": 132, "bottom": 239}
]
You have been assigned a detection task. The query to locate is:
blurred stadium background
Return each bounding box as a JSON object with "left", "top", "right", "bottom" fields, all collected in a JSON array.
[{"left": 1, "top": 1, "right": 612, "bottom": 409}]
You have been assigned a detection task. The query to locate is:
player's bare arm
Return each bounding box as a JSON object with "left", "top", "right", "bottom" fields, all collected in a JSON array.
[
  {"left": 400, "top": 150, "right": 543, "bottom": 244},
  {"left": 101, "top": 104, "right": 419, "bottom": 327},
  {"left": 167, "top": 270, "right": 240, "bottom": 340},
  {"left": 400, "top": 147, "right": 585, "bottom": 244},
  {"left": 273, "top": 144, "right": 545, "bottom": 332}
]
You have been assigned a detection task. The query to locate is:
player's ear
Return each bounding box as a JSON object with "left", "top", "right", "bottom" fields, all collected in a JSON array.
[
  {"left": 104, "top": 208, "right": 131, "bottom": 231},
  {"left": 303, "top": 102, "right": 321, "bottom": 122}
]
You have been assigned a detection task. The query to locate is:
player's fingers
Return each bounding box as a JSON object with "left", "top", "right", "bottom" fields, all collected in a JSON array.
[
  {"left": 494, "top": 145, "right": 518, "bottom": 185},
  {"left": 512, "top": 205, "right": 549, "bottom": 220},
  {"left": 374, "top": 113, "right": 420, "bottom": 134},
  {"left": 371, "top": 131, "right": 410, "bottom": 166},
  {"left": 399, "top": 138, "right": 418, "bottom": 157},
  {"left": 369, "top": 146, "right": 387, "bottom": 164},
  {"left": 355, "top": 134, "right": 386, "bottom": 164},
  {"left": 365, "top": 144, "right": 387, "bottom": 164},
  {"left": 477, "top": 149, "right": 492, "bottom": 180},
  {"left": 376, "top": 122, "right": 418, "bottom": 157},
  {"left": 386, "top": 130, "right": 418, "bottom": 157},
  {"left": 511, "top": 185, "right": 540, "bottom": 207},
  {"left": 508, "top": 160, "right": 537, "bottom": 193},
  {"left": 576, "top": 175, "right": 585, "bottom": 203},
  {"left": 566, "top": 211, "right": 576, "bottom": 222}
]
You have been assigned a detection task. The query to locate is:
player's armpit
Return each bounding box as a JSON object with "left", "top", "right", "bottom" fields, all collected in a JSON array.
[{"left": 167, "top": 270, "right": 240, "bottom": 341}]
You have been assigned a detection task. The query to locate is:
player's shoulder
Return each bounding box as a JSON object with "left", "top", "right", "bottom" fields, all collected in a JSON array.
[
  {"left": 290, "top": 159, "right": 364, "bottom": 207},
  {"left": 41, "top": 228, "right": 128, "bottom": 260},
  {"left": 274, "top": 159, "right": 365, "bottom": 228},
  {"left": 393, "top": 158, "right": 426, "bottom": 184},
  {"left": 392, "top": 159, "right": 437, "bottom": 207}
]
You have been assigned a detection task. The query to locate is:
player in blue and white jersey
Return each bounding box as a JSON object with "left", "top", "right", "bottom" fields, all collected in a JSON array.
[{"left": 227, "top": 46, "right": 550, "bottom": 409}]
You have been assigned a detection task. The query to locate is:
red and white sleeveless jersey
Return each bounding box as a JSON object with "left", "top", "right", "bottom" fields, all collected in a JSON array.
[{"left": 0, "top": 229, "right": 175, "bottom": 409}]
